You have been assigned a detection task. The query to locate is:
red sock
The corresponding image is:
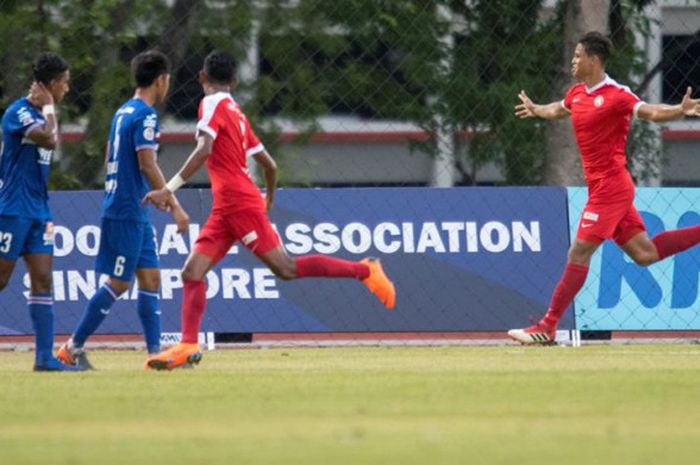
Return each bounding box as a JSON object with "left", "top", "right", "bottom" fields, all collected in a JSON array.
[
  {"left": 652, "top": 224, "right": 700, "bottom": 261},
  {"left": 541, "top": 263, "right": 589, "bottom": 329},
  {"left": 181, "top": 280, "right": 207, "bottom": 344},
  {"left": 295, "top": 255, "right": 370, "bottom": 279}
]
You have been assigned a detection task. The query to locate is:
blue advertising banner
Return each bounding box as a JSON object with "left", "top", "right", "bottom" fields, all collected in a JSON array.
[
  {"left": 569, "top": 187, "right": 700, "bottom": 330},
  {"left": 0, "top": 187, "right": 571, "bottom": 335}
]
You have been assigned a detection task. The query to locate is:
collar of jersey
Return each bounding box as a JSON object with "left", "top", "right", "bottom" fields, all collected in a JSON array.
[
  {"left": 211, "top": 90, "right": 234, "bottom": 101},
  {"left": 585, "top": 74, "right": 613, "bottom": 94}
]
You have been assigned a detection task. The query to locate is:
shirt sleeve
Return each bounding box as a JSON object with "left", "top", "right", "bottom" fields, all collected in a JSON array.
[
  {"left": 562, "top": 86, "right": 576, "bottom": 112},
  {"left": 617, "top": 88, "right": 645, "bottom": 119},
  {"left": 8, "top": 105, "right": 43, "bottom": 137},
  {"left": 244, "top": 119, "right": 265, "bottom": 158},
  {"left": 196, "top": 98, "right": 223, "bottom": 140},
  {"left": 133, "top": 111, "right": 160, "bottom": 152}
]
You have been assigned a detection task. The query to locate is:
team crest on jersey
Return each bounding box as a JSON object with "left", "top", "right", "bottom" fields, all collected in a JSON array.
[
  {"left": 143, "top": 127, "right": 155, "bottom": 141},
  {"left": 594, "top": 96, "right": 605, "bottom": 107},
  {"left": 43, "top": 222, "right": 55, "bottom": 246}
]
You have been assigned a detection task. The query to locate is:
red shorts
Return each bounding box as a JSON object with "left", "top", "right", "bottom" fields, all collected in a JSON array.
[
  {"left": 194, "top": 209, "right": 282, "bottom": 264},
  {"left": 576, "top": 170, "right": 646, "bottom": 246}
]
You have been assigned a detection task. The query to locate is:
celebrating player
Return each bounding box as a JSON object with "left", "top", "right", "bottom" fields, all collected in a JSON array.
[
  {"left": 142, "top": 50, "right": 396, "bottom": 370},
  {"left": 508, "top": 31, "right": 700, "bottom": 344},
  {"left": 57, "top": 51, "right": 189, "bottom": 369},
  {"left": 0, "top": 53, "right": 84, "bottom": 371}
]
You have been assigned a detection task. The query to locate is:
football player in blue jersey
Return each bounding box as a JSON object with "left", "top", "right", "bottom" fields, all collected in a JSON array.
[
  {"left": 0, "top": 52, "right": 84, "bottom": 371},
  {"left": 57, "top": 50, "right": 189, "bottom": 369}
]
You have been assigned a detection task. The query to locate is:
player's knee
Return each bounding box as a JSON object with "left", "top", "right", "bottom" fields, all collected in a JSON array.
[
  {"left": 181, "top": 266, "right": 204, "bottom": 282},
  {"left": 567, "top": 249, "right": 591, "bottom": 266},
  {"left": 271, "top": 265, "right": 295, "bottom": 281},
  {"left": 632, "top": 252, "right": 656, "bottom": 267},
  {"left": 268, "top": 259, "right": 296, "bottom": 281}
]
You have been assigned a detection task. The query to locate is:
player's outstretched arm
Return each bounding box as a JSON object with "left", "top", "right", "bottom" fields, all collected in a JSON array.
[
  {"left": 637, "top": 87, "right": 700, "bottom": 122},
  {"left": 26, "top": 82, "right": 58, "bottom": 149},
  {"left": 514, "top": 90, "right": 569, "bottom": 120},
  {"left": 253, "top": 150, "right": 277, "bottom": 211},
  {"left": 142, "top": 134, "right": 214, "bottom": 210}
]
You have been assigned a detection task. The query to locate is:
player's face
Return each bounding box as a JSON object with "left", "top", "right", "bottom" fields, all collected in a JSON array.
[
  {"left": 155, "top": 73, "right": 171, "bottom": 103},
  {"left": 48, "top": 70, "right": 70, "bottom": 103},
  {"left": 571, "top": 44, "right": 592, "bottom": 79}
]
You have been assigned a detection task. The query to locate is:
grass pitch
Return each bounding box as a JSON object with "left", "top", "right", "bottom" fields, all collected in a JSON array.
[{"left": 1, "top": 344, "right": 700, "bottom": 465}]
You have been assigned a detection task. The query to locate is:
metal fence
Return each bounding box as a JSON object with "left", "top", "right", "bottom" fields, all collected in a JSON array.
[{"left": 1, "top": 0, "right": 700, "bottom": 344}]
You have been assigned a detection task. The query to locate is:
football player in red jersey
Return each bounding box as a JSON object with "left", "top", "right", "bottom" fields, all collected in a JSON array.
[
  {"left": 142, "top": 51, "right": 396, "bottom": 369},
  {"left": 508, "top": 31, "right": 700, "bottom": 344}
]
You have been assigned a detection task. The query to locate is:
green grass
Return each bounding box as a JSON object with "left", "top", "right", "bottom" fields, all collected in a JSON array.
[{"left": 2, "top": 345, "right": 700, "bottom": 465}]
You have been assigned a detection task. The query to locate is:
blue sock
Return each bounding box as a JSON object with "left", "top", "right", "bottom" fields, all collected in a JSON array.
[
  {"left": 137, "top": 289, "right": 161, "bottom": 354},
  {"left": 73, "top": 284, "right": 118, "bottom": 348},
  {"left": 28, "top": 293, "right": 55, "bottom": 365}
]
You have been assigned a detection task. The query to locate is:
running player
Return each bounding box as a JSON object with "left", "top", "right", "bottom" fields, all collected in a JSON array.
[
  {"left": 0, "top": 53, "right": 83, "bottom": 371},
  {"left": 142, "top": 51, "right": 396, "bottom": 370},
  {"left": 57, "top": 51, "right": 189, "bottom": 368},
  {"left": 508, "top": 31, "right": 700, "bottom": 344}
]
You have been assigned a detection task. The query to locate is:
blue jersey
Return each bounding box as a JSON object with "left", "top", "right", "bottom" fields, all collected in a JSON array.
[
  {"left": 0, "top": 97, "right": 53, "bottom": 220},
  {"left": 102, "top": 98, "right": 160, "bottom": 222}
]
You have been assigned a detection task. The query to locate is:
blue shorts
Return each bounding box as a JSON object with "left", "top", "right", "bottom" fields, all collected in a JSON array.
[
  {"left": 95, "top": 218, "right": 159, "bottom": 281},
  {"left": 0, "top": 215, "right": 54, "bottom": 260}
]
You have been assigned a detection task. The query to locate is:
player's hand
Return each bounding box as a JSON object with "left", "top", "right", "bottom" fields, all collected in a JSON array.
[
  {"left": 515, "top": 90, "right": 536, "bottom": 118},
  {"left": 172, "top": 205, "right": 190, "bottom": 234},
  {"left": 29, "top": 82, "right": 54, "bottom": 107},
  {"left": 266, "top": 194, "right": 274, "bottom": 212},
  {"left": 142, "top": 188, "right": 172, "bottom": 211},
  {"left": 681, "top": 87, "right": 700, "bottom": 117}
]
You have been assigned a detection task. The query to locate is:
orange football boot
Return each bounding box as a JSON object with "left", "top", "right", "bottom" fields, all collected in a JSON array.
[
  {"left": 56, "top": 343, "right": 75, "bottom": 365},
  {"left": 145, "top": 343, "right": 202, "bottom": 370},
  {"left": 360, "top": 258, "right": 396, "bottom": 309}
]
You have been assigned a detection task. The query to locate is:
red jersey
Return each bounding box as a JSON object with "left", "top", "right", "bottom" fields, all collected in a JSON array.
[
  {"left": 196, "top": 92, "right": 266, "bottom": 213},
  {"left": 562, "top": 75, "right": 644, "bottom": 183}
]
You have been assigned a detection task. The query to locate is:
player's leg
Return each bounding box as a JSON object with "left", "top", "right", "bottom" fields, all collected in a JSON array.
[
  {"left": 133, "top": 224, "right": 162, "bottom": 356},
  {"left": 135, "top": 269, "right": 161, "bottom": 356},
  {"left": 0, "top": 217, "right": 73, "bottom": 371},
  {"left": 0, "top": 258, "right": 16, "bottom": 291},
  {"left": 0, "top": 215, "right": 27, "bottom": 291},
  {"left": 179, "top": 251, "right": 214, "bottom": 341},
  {"left": 509, "top": 177, "right": 636, "bottom": 345},
  {"left": 619, "top": 209, "right": 700, "bottom": 265},
  {"left": 508, "top": 239, "right": 599, "bottom": 344},
  {"left": 145, "top": 252, "right": 210, "bottom": 370},
  {"left": 239, "top": 210, "right": 396, "bottom": 308},
  {"left": 651, "top": 224, "right": 700, "bottom": 260},
  {"left": 58, "top": 219, "right": 140, "bottom": 368},
  {"left": 147, "top": 214, "right": 229, "bottom": 370},
  {"left": 25, "top": 252, "right": 83, "bottom": 372},
  {"left": 258, "top": 246, "right": 394, "bottom": 308},
  {"left": 57, "top": 276, "right": 130, "bottom": 369}
]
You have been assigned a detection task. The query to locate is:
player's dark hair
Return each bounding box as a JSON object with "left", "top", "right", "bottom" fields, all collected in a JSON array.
[
  {"left": 33, "top": 52, "right": 69, "bottom": 85},
  {"left": 578, "top": 31, "right": 613, "bottom": 64},
  {"left": 203, "top": 50, "right": 237, "bottom": 85},
  {"left": 131, "top": 50, "right": 171, "bottom": 88}
]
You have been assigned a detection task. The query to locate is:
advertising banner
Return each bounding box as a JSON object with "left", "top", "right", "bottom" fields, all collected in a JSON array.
[{"left": 0, "top": 187, "right": 572, "bottom": 334}]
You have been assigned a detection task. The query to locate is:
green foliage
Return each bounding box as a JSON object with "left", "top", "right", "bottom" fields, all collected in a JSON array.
[{"left": 0, "top": 0, "right": 673, "bottom": 187}]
